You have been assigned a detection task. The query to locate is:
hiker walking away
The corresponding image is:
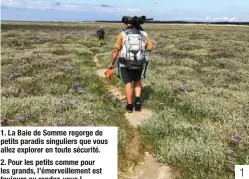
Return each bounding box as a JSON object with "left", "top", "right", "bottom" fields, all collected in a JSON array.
[
  {"left": 107, "top": 19, "right": 153, "bottom": 113},
  {"left": 97, "top": 26, "right": 105, "bottom": 46}
]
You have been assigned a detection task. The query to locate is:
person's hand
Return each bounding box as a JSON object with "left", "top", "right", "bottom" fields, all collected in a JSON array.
[{"left": 108, "top": 64, "right": 114, "bottom": 69}]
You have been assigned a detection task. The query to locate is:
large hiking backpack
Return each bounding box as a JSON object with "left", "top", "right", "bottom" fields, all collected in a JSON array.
[
  {"left": 117, "top": 29, "right": 149, "bottom": 79},
  {"left": 120, "top": 29, "right": 147, "bottom": 70}
]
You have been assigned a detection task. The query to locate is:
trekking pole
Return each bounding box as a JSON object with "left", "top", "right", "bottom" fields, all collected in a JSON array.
[
  {"left": 143, "top": 61, "right": 148, "bottom": 79},
  {"left": 116, "top": 59, "right": 121, "bottom": 79}
]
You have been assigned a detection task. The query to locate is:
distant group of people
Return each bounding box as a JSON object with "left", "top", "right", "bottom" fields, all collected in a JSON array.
[{"left": 97, "top": 18, "right": 153, "bottom": 113}]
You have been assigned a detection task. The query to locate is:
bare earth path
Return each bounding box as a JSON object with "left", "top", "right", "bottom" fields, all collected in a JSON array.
[{"left": 93, "top": 53, "right": 180, "bottom": 179}]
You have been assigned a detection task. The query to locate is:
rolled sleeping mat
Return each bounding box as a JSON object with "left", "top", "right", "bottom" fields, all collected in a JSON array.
[
  {"left": 122, "top": 16, "right": 147, "bottom": 24},
  {"left": 138, "top": 16, "right": 146, "bottom": 24},
  {"left": 122, "top": 16, "right": 132, "bottom": 24}
]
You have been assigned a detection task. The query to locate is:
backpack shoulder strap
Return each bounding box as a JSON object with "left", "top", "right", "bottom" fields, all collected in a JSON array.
[
  {"left": 121, "top": 30, "right": 128, "bottom": 43},
  {"left": 139, "top": 31, "right": 148, "bottom": 39},
  {"left": 122, "top": 29, "right": 129, "bottom": 35}
]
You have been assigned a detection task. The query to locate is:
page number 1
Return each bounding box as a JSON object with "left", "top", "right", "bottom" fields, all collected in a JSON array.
[
  {"left": 235, "top": 165, "right": 249, "bottom": 179},
  {"left": 240, "top": 168, "right": 243, "bottom": 177}
]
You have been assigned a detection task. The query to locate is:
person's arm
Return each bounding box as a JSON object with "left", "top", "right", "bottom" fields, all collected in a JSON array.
[
  {"left": 108, "top": 33, "right": 123, "bottom": 69},
  {"left": 109, "top": 49, "right": 119, "bottom": 68},
  {"left": 141, "top": 31, "right": 153, "bottom": 51},
  {"left": 145, "top": 37, "right": 153, "bottom": 51}
]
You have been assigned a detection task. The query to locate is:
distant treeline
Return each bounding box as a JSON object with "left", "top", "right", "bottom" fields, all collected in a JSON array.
[{"left": 95, "top": 20, "right": 249, "bottom": 25}]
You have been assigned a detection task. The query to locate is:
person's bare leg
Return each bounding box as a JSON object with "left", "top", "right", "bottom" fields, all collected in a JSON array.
[
  {"left": 134, "top": 80, "right": 142, "bottom": 97},
  {"left": 125, "top": 82, "right": 133, "bottom": 104},
  {"left": 134, "top": 80, "right": 142, "bottom": 111}
]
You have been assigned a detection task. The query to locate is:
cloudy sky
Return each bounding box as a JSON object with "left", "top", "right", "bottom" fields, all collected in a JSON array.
[{"left": 1, "top": 0, "right": 249, "bottom": 22}]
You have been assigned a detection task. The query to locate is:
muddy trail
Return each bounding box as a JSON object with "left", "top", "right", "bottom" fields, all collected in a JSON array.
[{"left": 93, "top": 52, "right": 180, "bottom": 179}]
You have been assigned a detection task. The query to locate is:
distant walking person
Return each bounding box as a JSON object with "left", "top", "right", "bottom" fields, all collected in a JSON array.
[{"left": 97, "top": 26, "right": 105, "bottom": 47}]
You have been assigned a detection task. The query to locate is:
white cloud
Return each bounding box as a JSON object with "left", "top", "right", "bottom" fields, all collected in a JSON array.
[
  {"left": 1, "top": 0, "right": 248, "bottom": 22},
  {"left": 33, "top": 1, "right": 41, "bottom": 4},
  {"left": 126, "top": 8, "right": 140, "bottom": 12},
  {"left": 178, "top": 16, "right": 245, "bottom": 22},
  {"left": 94, "top": 6, "right": 141, "bottom": 14},
  {"left": 2, "top": 0, "right": 16, "bottom": 5},
  {"left": 1, "top": 0, "right": 96, "bottom": 12},
  {"left": 204, "top": 16, "right": 212, "bottom": 21},
  {"left": 61, "top": 4, "right": 78, "bottom": 8},
  {"left": 205, "top": 16, "right": 238, "bottom": 22},
  {"left": 1, "top": 0, "right": 138, "bottom": 13}
]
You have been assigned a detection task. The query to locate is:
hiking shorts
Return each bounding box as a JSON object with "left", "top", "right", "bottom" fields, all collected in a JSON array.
[
  {"left": 120, "top": 67, "right": 142, "bottom": 84},
  {"left": 99, "top": 36, "right": 104, "bottom": 40}
]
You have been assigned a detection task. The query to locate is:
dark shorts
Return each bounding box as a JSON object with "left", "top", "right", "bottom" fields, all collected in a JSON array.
[
  {"left": 99, "top": 36, "right": 104, "bottom": 40},
  {"left": 120, "top": 67, "right": 142, "bottom": 84}
]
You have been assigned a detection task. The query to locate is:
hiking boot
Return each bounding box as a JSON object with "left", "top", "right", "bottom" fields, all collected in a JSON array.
[
  {"left": 126, "top": 104, "right": 133, "bottom": 113},
  {"left": 135, "top": 101, "right": 142, "bottom": 111}
]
